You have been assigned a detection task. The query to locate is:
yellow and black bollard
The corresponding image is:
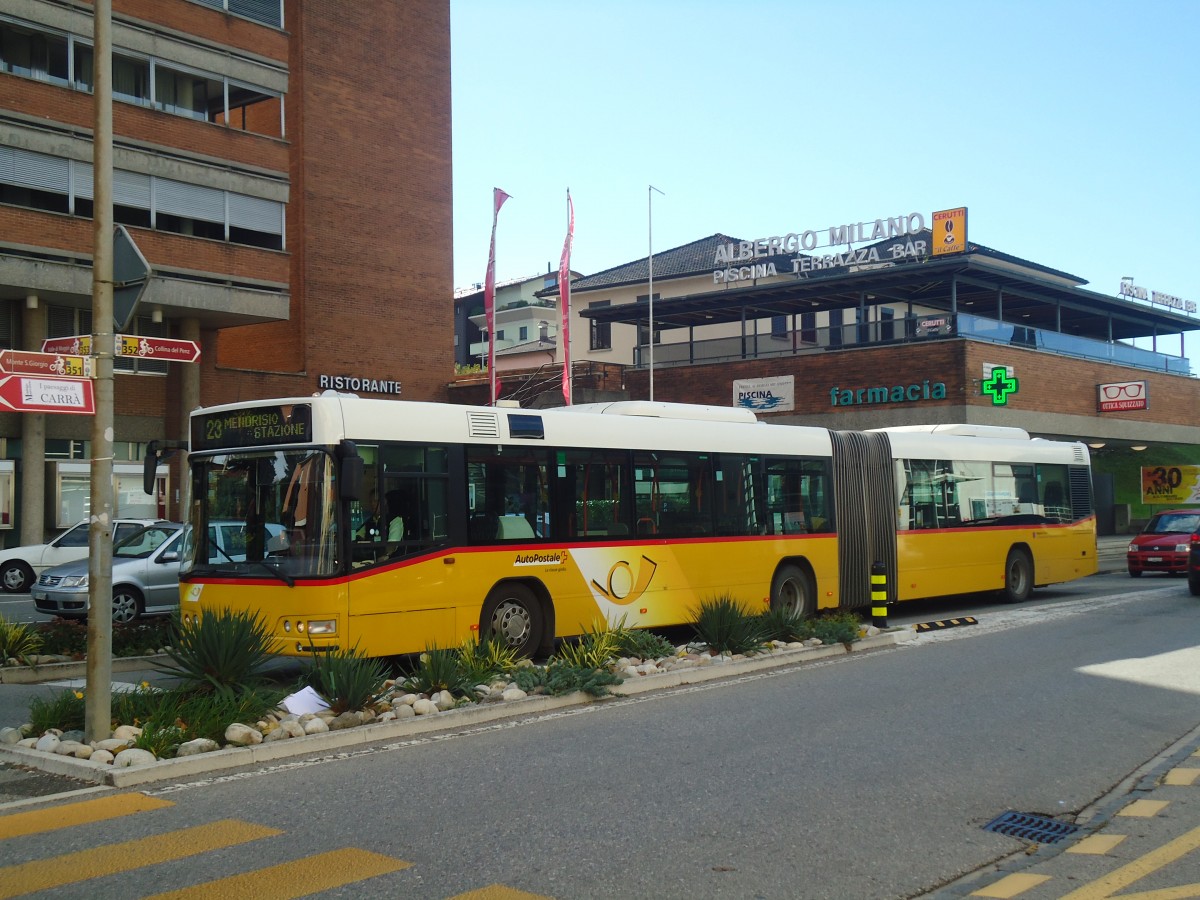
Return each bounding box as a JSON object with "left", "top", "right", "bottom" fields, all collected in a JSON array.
[{"left": 871, "top": 561, "right": 888, "bottom": 628}]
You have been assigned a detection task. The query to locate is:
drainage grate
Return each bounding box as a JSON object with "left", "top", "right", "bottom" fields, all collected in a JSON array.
[{"left": 982, "top": 811, "right": 1080, "bottom": 844}]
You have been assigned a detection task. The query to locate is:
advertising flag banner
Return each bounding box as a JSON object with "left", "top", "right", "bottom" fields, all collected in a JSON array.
[
  {"left": 485, "top": 188, "right": 512, "bottom": 406},
  {"left": 1141, "top": 465, "right": 1200, "bottom": 505},
  {"left": 559, "top": 190, "right": 575, "bottom": 405}
]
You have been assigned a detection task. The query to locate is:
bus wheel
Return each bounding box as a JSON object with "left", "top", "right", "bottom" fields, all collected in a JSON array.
[
  {"left": 771, "top": 564, "right": 815, "bottom": 617},
  {"left": 482, "top": 583, "right": 544, "bottom": 658},
  {"left": 1001, "top": 549, "right": 1033, "bottom": 604}
]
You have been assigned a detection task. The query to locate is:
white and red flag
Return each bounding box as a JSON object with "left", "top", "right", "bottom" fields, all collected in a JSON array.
[
  {"left": 558, "top": 190, "right": 575, "bottom": 405},
  {"left": 484, "top": 187, "right": 511, "bottom": 406}
]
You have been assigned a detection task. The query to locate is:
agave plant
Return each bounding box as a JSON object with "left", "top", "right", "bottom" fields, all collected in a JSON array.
[
  {"left": 690, "top": 594, "right": 768, "bottom": 656},
  {"left": 456, "top": 634, "right": 521, "bottom": 685},
  {"left": 153, "top": 608, "right": 280, "bottom": 695},
  {"left": 402, "top": 644, "right": 473, "bottom": 697},
  {"left": 307, "top": 645, "right": 389, "bottom": 715},
  {"left": 0, "top": 614, "right": 43, "bottom": 661}
]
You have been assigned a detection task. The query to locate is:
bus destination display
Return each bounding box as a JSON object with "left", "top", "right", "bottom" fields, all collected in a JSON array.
[{"left": 192, "top": 404, "right": 312, "bottom": 451}]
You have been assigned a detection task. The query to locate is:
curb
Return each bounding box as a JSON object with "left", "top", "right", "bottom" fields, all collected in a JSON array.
[
  {"left": 0, "top": 629, "right": 916, "bottom": 789},
  {"left": 0, "top": 655, "right": 168, "bottom": 685}
]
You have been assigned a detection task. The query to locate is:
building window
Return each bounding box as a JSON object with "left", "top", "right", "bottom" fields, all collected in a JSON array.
[
  {"left": 155, "top": 62, "right": 223, "bottom": 122},
  {"left": 113, "top": 52, "right": 150, "bottom": 106},
  {"left": 189, "top": 0, "right": 284, "bottom": 29},
  {"left": 771, "top": 315, "right": 787, "bottom": 339},
  {"left": 800, "top": 311, "right": 817, "bottom": 344},
  {"left": 0, "top": 20, "right": 68, "bottom": 83},
  {"left": 828, "top": 308, "right": 844, "bottom": 347},
  {"left": 519, "top": 326, "right": 528, "bottom": 341},
  {"left": 880, "top": 307, "right": 895, "bottom": 341},
  {"left": 589, "top": 300, "right": 611, "bottom": 351}
]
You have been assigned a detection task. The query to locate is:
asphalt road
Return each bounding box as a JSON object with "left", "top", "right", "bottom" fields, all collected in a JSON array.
[{"left": 3, "top": 569, "right": 1196, "bottom": 898}]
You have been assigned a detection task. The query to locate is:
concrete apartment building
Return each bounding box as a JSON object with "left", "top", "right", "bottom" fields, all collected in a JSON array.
[{"left": 0, "top": 0, "right": 451, "bottom": 543}]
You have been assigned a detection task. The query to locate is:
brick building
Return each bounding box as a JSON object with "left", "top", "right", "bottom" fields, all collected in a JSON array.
[{"left": 0, "top": 0, "right": 451, "bottom": 543}]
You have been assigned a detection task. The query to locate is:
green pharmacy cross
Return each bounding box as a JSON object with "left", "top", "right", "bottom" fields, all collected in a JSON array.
[{"left": 982, "top": 368, "right": 1019, "bottom": 405}]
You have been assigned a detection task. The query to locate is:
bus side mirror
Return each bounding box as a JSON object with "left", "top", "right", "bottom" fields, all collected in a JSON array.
[
  {"left": 339, "top": 441, "right": 363, "bottom": 501},
  {"left": 144, "top": 440, "right": 185, "bottom": 495}
]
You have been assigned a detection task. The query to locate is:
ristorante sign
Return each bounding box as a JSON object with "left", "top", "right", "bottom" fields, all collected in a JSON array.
[{"left": 712, "top": 208, "right": 965, "bottom": 284}]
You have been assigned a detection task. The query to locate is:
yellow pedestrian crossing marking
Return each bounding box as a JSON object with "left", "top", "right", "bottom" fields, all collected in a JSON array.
[
  {"left": 1058, "top": 824, "right": 1200, "bottom": 898},
  {"left": 451, "top": 887, "right": 555, "bottom": 899},
  {"left": 1165, "top": 767, "right": 1200, "bottom": 786},
  {"left": 1068, "top": 833, "right": 1127, "bottom": 855},
  {"left": 144, "top": 847, "right": 411, "bottom": 899},
  {"left": 0, "top": 819, "right": 280, "bottom": 899},
  {"left": 1119, "top": 799, "right": 1170, "bottom": 818},
  {"left": 0, "top": 792, "right": 172, "bottom": 839},
  {"left": 970, "top": 871, "right": 1051, "bottom": 897}
]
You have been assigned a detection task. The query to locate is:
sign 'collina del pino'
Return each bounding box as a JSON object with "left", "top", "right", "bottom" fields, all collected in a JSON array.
[{"left": 712, "top": 210, "right": 937, "bottom": 284}]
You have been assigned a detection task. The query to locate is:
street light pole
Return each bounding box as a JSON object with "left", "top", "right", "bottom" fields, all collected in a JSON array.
[
  {"left": 647, "top": 185, "right": 664, "bottom": 401},
  {"left": 84, "top": 0, "right": 115, "bottom": 742}
]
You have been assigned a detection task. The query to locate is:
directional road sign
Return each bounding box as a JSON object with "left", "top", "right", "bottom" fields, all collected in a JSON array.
[
  {"left": 116, "top": 335, "right": 201, "bottom": 363},
  {"left": 113, "top": 225, "right": 152, "bottom": 332},
  {"left": 0, "top": 374, "right": 95, "bottom": 415},
  {"left": 0, "top": 349, "right": 93, "bottom": 379},
  {"left": 43, "top": 335, "right": 201, "bottom": 363}
]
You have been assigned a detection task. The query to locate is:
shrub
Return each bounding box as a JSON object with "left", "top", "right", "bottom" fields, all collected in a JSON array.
[
  {"left": 456, "top": 634, "right": 520, "bottom": 686},
  {"left": 153, "top": 608, "right": 280, "bottom": 696},
  {"left": 512, "top": 661, "right": 622, "bottom": 698},
  {"left": 28, "top": 689, "right": 85, "bottom": 734},
  {"left": 613, "top": 626, "right": 675, "bottom": 662},
  {"left": 810, "top": 612, "right": 863, "bottom": 647},
  {"left": 554, "top": 619, "right": 622, "bottom": 671},
  {"left": 402, "top": 645, "right": 473, "bottom": 697},
  {"left": 759, "top": 605, "right": 813, "bottom": 643},
  {"left": 307, "top": 645, "right": 388, "bottom": 715},
  {"left": 32, "top": 618, "right": 87, "bottom": 658},
  {"left": 0, "top": 614, "right": 43, "bottom": 661},
  {"left": 112, "top": 618, "right": 173, "bottom": 657},
  {"left": 690, "top": 595, "right": 768, "bottom": 656}
]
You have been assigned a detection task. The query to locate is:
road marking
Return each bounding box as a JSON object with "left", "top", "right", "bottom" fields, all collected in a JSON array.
[
  {"left": 0, "top": 819, "right": 279, "bottom": 898},
  {"left": 969, "top": 871, "right": 1051, "bottom": 897},
  {"left": 0, "top": 792, "right": 172, "bottom": 839},
  {"left": 1165, "top": 767, "right": 1200, "bottom": 786},
  {"left": 450, "top": 887, "right": 555, "bottom": 899},
  {"left": 1119, "top": 799, "right": 1170, "bottom": 818},
  {"left": 1068, "top": 833, "right": 1127, "bottom": 854},
  {"left": 1057, "top": 824, "right": 1200, "bottom": 899},
  {"left": 143, "top": 847, "right": 411, "bottom": 899}
]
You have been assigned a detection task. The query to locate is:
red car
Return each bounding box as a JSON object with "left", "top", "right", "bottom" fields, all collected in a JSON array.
[{"left": 1128, "top": 509, "right": 1200, "bottom": 577}]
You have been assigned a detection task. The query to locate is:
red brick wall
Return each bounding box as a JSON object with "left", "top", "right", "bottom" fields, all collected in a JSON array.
[{"left": 215, "top": 0, "right": 453, "bottom": 403}]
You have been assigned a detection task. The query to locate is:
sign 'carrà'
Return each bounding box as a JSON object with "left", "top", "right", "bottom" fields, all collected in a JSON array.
[{"left": 713, "top": 212, "right": 928, "bottom": 284}]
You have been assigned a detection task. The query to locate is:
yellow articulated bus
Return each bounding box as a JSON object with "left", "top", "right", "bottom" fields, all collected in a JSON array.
[{"left": 160, "top": 395, "right": 1097, "bottom": 658}]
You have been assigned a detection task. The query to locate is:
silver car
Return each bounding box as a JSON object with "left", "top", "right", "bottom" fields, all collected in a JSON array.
[{"left": 32, "top": 523, "right": 184, "bottom": 623}]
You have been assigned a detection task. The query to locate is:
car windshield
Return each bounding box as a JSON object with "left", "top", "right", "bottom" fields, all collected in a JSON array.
[
  {"left": 114, "top": 524, "right": 179, "bottom": 559},
  {"left": 1145, "top": 513, "right": 1200, "bottom": 534}
]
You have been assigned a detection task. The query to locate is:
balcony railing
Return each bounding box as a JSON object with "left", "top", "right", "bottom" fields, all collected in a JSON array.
[{"left": 632, "top": 313, "right": 1192, "bottom": 376}]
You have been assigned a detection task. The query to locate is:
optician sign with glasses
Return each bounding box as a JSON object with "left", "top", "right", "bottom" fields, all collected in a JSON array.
[{"left": 1098, "top": 380, "right": 1148, "bottom": 412}]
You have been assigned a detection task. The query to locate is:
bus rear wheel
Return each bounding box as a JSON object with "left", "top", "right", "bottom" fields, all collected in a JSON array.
[
  {"left": 481, "top": 583, "right": 544, "bottom": 658},
  {"left": 1001, "top": 548, "right": 1033, "bottom": 604},
  {"left": 771, "top": 564, "right": 815, "bottom": 617}
]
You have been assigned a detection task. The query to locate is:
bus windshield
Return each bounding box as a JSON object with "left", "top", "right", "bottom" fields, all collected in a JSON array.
[{"left": 184, "top": 448, "right": 339, "bottom": 581}]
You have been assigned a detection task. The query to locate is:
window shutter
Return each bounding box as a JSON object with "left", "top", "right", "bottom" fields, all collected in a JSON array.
[
  {"left": 154, "top": 177, "right": 224, "bottom": 223},
  {"left": 228, "top": 193, "right": 283, "bottom": 234},
  {"left": 0, "top": 147, "right": 69, "bottom": 193}
]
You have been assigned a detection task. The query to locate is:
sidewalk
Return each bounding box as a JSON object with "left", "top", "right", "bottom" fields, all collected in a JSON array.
[{"left": 927, "top": 720, "right": 1200, "bottom": 898}]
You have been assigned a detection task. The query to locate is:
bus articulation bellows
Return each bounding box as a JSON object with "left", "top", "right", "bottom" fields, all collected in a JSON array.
[{"left": 162, "top": 395, "right": 1097, "bottom": 658}]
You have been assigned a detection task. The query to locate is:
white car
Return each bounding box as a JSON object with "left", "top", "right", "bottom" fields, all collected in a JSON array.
[{"left": 0, "top": 518, "right": 169, "bottom": 593}]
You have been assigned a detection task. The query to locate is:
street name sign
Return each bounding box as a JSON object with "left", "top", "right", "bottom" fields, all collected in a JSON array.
[
  {"left": 0, "top": 349, "right": 93, "bottom": 379},
  {"left": 0, "top": 374, "right": 95, "bottom": 415}
]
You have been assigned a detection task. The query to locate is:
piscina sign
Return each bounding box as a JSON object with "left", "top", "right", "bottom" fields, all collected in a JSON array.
[
  {"left": 734, "top": 375, "right": 794, "bottom": 411},
  {"left": 829, "top": 380, "right": 947, "bottom": 406}
]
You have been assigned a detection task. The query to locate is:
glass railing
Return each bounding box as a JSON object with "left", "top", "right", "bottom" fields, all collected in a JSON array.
[{"left": 633, "top": 313, "right": 1192, "bottom": 376}]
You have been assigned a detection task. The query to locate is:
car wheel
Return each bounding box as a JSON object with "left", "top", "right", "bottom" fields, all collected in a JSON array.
[
  {"left": 1000, "top": 548, "right": 1033, "bottom": 604},
  {"left": 0, "top": 561, "right": 34, "bottom": 593},
  {"left": 1189, "top": 571, "right": 1200, "bottom": 597},
  {"left": 1128, "top": 569, "right": 1142, "bottom": 578},
  {"left": 111, "top": 587, "right": 143, "bottom": 624},
  {"left": 481, "top": 582, "right": 543, "bottom": 658}
]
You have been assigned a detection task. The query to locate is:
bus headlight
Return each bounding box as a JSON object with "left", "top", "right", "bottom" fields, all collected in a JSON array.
[{"left": 307, "top": 619, "right": 337, "bottom": 635}]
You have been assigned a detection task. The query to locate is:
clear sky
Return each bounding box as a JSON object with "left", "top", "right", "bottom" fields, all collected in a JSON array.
[{"left": 450, "top": 0, "right": 1199, "bottom": 364}]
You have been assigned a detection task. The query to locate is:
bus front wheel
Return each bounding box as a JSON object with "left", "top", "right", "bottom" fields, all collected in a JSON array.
[
  {"left": 482, "top": 583, "right": 544, "bottom": 658},
  {"left": 1001, "top": 549, "right": 1033, "bottom": 604},
  {"left": 771, "top": 564, "right": 815, "bottom": 617}
]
